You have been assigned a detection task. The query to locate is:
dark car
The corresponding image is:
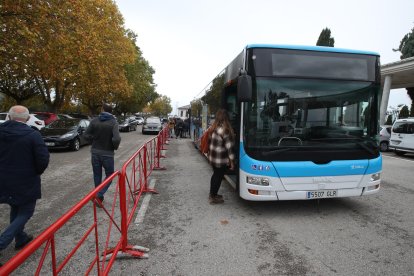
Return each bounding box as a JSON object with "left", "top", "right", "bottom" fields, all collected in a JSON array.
[
  {"left": 68, "top": 113, "right": 92, "bottom": 120},
  {"left": 142, "top": 116, "right": 162, "bottom": 134},
  {"left": 118, "top": 116, "right": 138, "bottom": 132},
  {"left": 34, "top": 112, "right": 58, "bottom": 125},
  {"left": 58, "top": 113, "right": 74, "bottom": 119},
  {"left": 40, "top": 118, "right": 91, "bottom": 151}
]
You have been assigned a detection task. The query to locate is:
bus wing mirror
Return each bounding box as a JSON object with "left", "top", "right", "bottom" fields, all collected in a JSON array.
[{"left": 237, "top": 74, "right": 252, "bottom": 102}]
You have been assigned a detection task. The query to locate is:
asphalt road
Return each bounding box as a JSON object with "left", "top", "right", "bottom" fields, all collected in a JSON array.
[{"left": 1, "top": 131, "right": 413, "bottom": 275}]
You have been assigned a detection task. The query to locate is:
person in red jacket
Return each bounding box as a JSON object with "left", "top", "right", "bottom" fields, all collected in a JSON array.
[{"left": 0, "top": 105, "right": 50, "bottom": 252}]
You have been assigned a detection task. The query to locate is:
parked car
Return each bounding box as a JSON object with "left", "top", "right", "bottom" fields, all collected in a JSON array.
[
  {"left": 0, "top": 112, "right": 7, "bottom": 124},
  {"left": 40, "top": 118, "right": 91, "bottom": 151},
  {"left": 1, "top": 112, "right": 45, "bottom": 130},
  {"left": 118, "top": 116, "right": 138, "bottom": 132},
  {"left": 28, "top": 114, "right": 46, "bottom": 130},
  {"left": 68, "top": 113, "right": 92, "bottom": 120},
  {"left": 135, "top": 116, "right": 144, "bottom": 125},
  {"left": 58, "top": 114, "right": 74, "bottom": 119},
  {"left": 142, "top": 116, "right": 162, "bottom": 134},
  {"left": 389, "top": 118, "right": 414, "bottom": 156},
  {"left": 34, "top": 111, "right": 58, "bottom": 125},
  {"left": 379, "top": 125, "right": 392, "bottom": 152}
]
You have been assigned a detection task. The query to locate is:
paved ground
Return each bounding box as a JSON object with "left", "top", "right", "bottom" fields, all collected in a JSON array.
[{"left": 1, "top": 134, "right": 413, "bottom": 275}]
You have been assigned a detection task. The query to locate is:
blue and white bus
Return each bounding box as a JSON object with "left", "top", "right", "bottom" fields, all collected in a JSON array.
[{"left": 197, "top": 44, "right": 382, "bottom": 201}]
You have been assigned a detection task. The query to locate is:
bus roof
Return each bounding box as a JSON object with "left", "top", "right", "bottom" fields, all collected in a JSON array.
[{"left": 246, "top": 44, "right": 379, "bottom": 56}]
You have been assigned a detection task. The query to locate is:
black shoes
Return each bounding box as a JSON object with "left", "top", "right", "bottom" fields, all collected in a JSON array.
[
  {"left": 15, "top": 235, "right": 33, "bottom": 250},
  {"left": 209, "top": 194, "right": 224, "bottom": 204},
  {"left": 94, "top": 196, "right": 104, "bottom": 208}
]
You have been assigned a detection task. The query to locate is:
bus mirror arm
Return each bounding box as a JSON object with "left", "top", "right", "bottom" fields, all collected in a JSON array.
[{"left": 237, "top": 73, "right": 252, "bottom": 102}]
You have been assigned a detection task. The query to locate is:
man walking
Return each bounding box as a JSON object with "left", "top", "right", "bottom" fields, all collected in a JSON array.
[
  {"left": 85, "top": 103, "right": 121, "bottom": 206},
  {"left": 0, "top": 105, "right": 50, "bottom": 252}
]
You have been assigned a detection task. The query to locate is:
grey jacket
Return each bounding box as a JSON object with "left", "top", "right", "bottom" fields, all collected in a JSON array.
[{"left": 85, "top": 112, "right": 121, "bottom": 156}]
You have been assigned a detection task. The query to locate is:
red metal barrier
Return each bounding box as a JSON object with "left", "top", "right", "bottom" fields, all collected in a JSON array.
[
  {"left": 0, "top": 172, "right": 122, "bottom": 275},
  {"left": 0, "top": 126, "right": 169, "bottom": 275}
]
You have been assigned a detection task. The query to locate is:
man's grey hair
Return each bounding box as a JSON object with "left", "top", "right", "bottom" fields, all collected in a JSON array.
[{"left": 8, "top": 105, "right": 30, "bottom": 122}]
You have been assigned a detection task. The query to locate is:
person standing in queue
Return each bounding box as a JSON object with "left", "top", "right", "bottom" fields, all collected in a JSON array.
[
  {"left": 85, "top": 103, "right": 121, "bottom": 207},
  {"left": 0, "top": 105, "right": 50, "bottom": 254},
  {"left": 208, "top": 109, "right": 235, "bottom": 204},
  {"left": 168, "top": 118, "right": 175, "bottom": 138}
]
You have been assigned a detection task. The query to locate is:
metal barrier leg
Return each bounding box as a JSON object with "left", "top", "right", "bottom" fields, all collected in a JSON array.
[
  {"left": 104, "top": 245, "right": 150, "bottom": 260},
  {"left": 153, "top": 135, "right": 166, "bottom": 171}
]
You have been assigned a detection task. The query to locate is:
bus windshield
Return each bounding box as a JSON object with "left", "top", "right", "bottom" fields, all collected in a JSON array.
[{"left": 243, "top": 77, "right": 381, "bottom": 162}]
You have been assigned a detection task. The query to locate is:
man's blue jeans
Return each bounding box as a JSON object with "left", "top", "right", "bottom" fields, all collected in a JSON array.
[
  {"left": 0, "top": 200, "right": 36, "bottom": 250},
  {"left": 91, "top": 153, "right": 114, "bottom": 199}
]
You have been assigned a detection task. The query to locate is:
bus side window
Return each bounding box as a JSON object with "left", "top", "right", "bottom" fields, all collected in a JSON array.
[{"left": 226, "top": 94, "right": 238, "bottom": 130}]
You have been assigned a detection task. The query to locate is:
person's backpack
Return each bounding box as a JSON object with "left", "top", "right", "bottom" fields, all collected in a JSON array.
[{"left": 200, "top": 128, "right": 212, "bottom": 154}]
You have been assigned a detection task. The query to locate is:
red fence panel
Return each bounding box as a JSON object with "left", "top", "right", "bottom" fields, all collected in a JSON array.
[
  {"left": 0, "top": 126, "right": 169, "bottom": 275},
  {"left": 0, "top": 172, "right": 123, "bottom": 275}
]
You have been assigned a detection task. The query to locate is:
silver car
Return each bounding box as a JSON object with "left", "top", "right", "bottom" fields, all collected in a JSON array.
[
  {"left": 142, "top": 116, "right": 162, "bottom": 134},
  {"left": 379, "top": 125, "right": 391, "bottom": 152}
]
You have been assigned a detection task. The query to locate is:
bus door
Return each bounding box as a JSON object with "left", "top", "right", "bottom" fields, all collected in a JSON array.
[{"left": 223, "top": 85, "right": 240, "bottom": 176}]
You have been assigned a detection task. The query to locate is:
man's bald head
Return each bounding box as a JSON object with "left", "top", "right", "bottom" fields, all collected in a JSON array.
[{"left": 8, "top": 105, "right": 30, "bottom": 122}]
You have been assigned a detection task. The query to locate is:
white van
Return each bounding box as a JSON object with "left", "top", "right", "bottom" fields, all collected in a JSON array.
[{"left": 389, "top": 118, "right": 414, "bottom": 156}]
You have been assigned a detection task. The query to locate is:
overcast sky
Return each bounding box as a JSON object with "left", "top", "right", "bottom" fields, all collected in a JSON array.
[{"left": 115, "top": 0, "right": 414, "bottom": 114}]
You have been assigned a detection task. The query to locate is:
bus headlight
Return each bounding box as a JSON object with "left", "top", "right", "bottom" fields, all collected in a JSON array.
[
  {"left": 246, "top": 176, "right": 269, "bottom": 186},
  {"left": 370, "top": 173, "right": 380, "bottom": 181}
]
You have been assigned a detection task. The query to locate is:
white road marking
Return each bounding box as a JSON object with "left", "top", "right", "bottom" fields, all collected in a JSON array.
[
  {"left": 382, "top": 154, "right": 414, "bottom": 163},
  {"left": 134, "top": 178, "right": 157, "bottom": 226}
]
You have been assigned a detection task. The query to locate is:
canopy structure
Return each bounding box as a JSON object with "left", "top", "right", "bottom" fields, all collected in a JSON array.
[{"left": 380, "top": 57, "right": 414, "bottom": 125}]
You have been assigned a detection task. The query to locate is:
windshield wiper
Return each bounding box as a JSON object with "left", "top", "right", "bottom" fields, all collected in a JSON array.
[{"left": 262, "top": 148, "right": 292, "bottom": 157}]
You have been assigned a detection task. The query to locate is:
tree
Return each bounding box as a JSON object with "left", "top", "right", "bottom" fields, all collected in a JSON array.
[
  {"left": 398, "top": 105, "right": 410, "bottom": 119},
  {"left": 394, "top": 25, "right": 414, "bottom": 116},
  {"left": 147, "top": 95, "right": 172, "bottom": 117},
  {"left": 385, "top": 114, "right": 393, "bottom": 125},
  {"left": 316, "top": 28, "right": 335, "bottom": 47},
  {"left": 1, "top": 0, "right": 136, "bottom": 113},
  {"left": 115, "top": 31, "right": 158, "bottom": 115},
  {"left": 201, "top": 74, "right": 225, "bottom": 115},
  {"left": 190, "top": 99, "right": 203, "bottom": 118}
]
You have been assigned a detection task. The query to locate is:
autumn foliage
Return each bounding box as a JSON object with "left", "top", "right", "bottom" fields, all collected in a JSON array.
[{"left": 0, "top": 0, "right": 159, "bottom": 114}]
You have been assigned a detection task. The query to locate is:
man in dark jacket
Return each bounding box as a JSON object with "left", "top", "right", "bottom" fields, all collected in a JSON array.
[
  {"left": 85, "top": 103, "right": 121, "bottom": 206},
  {"left": 0, "top": 105, "right": 49, "bottom": 252}
]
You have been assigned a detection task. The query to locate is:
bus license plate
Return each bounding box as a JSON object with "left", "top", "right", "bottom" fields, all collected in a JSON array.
[{"left": 307, "top": 190, "right": 337, "bottom": 199}]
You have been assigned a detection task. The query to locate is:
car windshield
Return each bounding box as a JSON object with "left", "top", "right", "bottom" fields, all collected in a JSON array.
[
  {"left": 146, "top": 118, "right": 160, "bottom": 124},
  {"left": 0, "top": 114, "right": 7, "bottom": 120},
  {"left": 243, "top": 77, "right": 381, "bottom": 162},
  {"left": 35, "top": 114, "right": 49, "bottom": 120},
  {"left": 47, "top": 119, "right": 80, "bottom": 129}
]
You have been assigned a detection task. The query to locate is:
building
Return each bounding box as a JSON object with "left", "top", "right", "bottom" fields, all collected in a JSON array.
[{"left": 177, "top": 104, "right": 190, "bottom": 118}]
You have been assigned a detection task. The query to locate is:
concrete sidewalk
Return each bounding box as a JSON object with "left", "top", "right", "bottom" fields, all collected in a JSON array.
[{"left": 112, "top": 137, "right": 261, "bottom": 275}]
